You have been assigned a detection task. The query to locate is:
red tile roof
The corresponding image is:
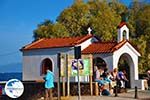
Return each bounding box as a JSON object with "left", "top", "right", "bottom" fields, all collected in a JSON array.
[
  {"left": 21, "top": 34, "right": 93, "bottom": 51},
  {"left": 117, "top": 21, "right": 127, "bottom": 28},
  {"left": 82, "top": 40, "right": 128, "bottom": 54}
]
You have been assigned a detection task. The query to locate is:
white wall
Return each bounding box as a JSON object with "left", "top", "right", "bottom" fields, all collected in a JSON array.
[
  {"left": 22, "top": 36, "right": 98, "bottom": 82},
  {"left": 22, "top": 47, "right": 74, "bottom": 81},
  {"left": 113, "top": 42, "right": 140, "bottom": 88},
  {"left": 93, "top": 42, "right": 140, "bottom": 88},
  {"left": 93, "top": 53, "right": 114, "bottom": 70}
]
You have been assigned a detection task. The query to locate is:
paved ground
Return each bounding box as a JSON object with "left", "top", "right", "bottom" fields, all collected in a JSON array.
[{"left": 50, "top": 90, "right": 150, "bottom": 100}]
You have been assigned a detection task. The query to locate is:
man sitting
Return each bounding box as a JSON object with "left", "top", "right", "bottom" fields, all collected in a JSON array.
[
  {"left": 94, "top": 66, "right": 111, "bottom": 96},
  {"left": 94, "top": 66, "right": 106, "bottom": 86},
  {"left": 118, "top": 70, "right": 128, "bottom": 88}
]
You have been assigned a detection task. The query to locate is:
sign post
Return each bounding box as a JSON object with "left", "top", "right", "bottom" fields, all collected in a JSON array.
[
  {"left": 60, "top": 53, "right": 70, "bottom": 97},
  {"left": 65, "top": 54, "right": 70, "bottom": 97},
  {"left": 74, "top": 46, "right": 81, "bottom": 100},
  {"left": 57, "top": 53, "right": 61, "bottom": 100},
  {"left": 77, "top": 59, "right": 81, "bottom": 100}
]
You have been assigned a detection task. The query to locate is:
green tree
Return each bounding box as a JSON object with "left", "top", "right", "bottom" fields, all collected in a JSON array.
[
  {"left": 129, "top": 2, "right": 150, "bottom": 73},
  {"left": 33, "top": 20, "right": 54, "bottom": 40},
  {"left": 51, "top": 22, "right": 69, "bottom": 38},
  {"left": 57, "top": 1, "right": 90, "bottom": 36},
  {"left": 137, "top": 5, "right": 150, "bottom": 73},
  {"left": 57, "top": 0, "right": 126, "bottom": 41},
  {"left": 33, "top": 20, "right": 69, "bottom": 40},
  {"left": 89, "top": 1, "right": 121, "bottom": 41}
]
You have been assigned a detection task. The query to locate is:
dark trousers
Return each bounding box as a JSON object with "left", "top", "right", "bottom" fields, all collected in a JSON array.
[{"left": 45, "top": 88, "right": 53, "bottom": 100}]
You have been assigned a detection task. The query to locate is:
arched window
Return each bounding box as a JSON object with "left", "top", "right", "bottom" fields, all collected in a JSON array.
[
  {"left": 93, "top": 57, "right": 107, "bottom": 80},
  {"left": 93, "top": 57, "right": 107, "bottom": 69},
  {"left": 93, "top": 57, "right": 107, "bottom": 72},
  {"left": 41, "top": 58, "right": 53, "bottom": 75},
  {"left": 123, "top": 30, "right": 127, "bottom": 40}
]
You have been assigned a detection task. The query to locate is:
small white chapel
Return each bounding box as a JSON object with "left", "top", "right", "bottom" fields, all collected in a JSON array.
[{"left": 21, "top": 21, "right": 147, "bottom": 89}]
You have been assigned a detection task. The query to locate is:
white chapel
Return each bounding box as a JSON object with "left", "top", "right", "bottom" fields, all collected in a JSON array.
[{"left": 21, "top": 21, "right": 146, "bottom": 89}]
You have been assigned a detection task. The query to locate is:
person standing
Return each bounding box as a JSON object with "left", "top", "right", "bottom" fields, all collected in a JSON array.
[{"left": 44, "top": 69, "right": 54, "bottom": 100}]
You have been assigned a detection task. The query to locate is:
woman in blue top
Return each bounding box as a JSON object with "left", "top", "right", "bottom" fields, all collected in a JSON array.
[{"left": 44, "top": 69, "right": 54, "bottom": 100}]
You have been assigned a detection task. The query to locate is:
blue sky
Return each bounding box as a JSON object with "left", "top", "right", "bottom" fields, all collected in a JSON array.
[
  {"left": 0, "top": 0, "right": 74, "bottom": 72},
  {"left": 0, "top": 0, "right": 132, "bottom": 72}
]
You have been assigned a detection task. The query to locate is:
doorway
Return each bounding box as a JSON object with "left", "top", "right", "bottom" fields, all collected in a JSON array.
[{"left": 118, "top": 54, "right": 131, "bottom": 88}]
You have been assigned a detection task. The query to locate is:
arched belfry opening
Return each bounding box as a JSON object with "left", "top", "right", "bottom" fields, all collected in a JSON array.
[
  {"left": 123, "top": 30, "right": 127, "bottom": 40},
  {"left": 41, "top": 58, "right": 53, "bottom": 75}
]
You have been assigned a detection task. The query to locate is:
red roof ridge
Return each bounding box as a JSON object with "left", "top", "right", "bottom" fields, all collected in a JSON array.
[
  {"left": 51, "top": 36, "right": 81, "bottom": 39},
  {"left": 117, "top": 21, "right": 127, "bottom": 28},
  {"left": 23, "top": 38, "right": 45, "bottom": 50},
  {"left": 21, "top": 34, "right": 94, "bottom": 51},
  {"left": 75, "top": 34, "right": 93, "bottom": 44},
  {"left": 97, "top": 41, "right": 116, "bottom": 43},
  {"left": 111, "top": 40, "right": 127, "bottom": 51},
  {"left": 89, "top": 41, "right": 117, "bottom": 45}
]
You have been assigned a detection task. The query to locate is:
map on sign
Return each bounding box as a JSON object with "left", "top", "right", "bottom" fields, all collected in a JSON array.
[{"left": 71, "top": 59, "right": 84, "bottom": 70}]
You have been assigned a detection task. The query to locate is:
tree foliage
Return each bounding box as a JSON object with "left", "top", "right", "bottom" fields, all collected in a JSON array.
[
  {"left": 128, "top": 1, "right": 150, "bottom": 73},
  {"left": 33, "top": 0, "right": 150, "bottom": 73}
]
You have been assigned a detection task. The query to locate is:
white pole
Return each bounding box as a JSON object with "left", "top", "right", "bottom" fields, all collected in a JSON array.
[{"left": 77, "top": 59, "right": 81, "bottom": 100}]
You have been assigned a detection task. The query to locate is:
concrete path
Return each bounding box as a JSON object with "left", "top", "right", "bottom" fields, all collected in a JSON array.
[{"left": 50, "top": 90, "right": 150, "bottom": 100}]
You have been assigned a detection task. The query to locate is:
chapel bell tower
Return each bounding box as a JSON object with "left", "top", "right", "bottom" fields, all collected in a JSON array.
[{"left": 117, "top": 21, "right": 129, "bottom": 43}]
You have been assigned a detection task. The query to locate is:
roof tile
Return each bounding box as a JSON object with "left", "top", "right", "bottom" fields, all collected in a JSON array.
[
  {"left": 21, "top": 34, "right": 93, "bottom": 51},
  {"left": 82, "top": 42, "right": 117, "bottom": 54},
  {"left": 82, "top": 40, "right": 128, "bottom": 54}
]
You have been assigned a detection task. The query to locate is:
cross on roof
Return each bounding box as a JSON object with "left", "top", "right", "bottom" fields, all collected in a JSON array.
[{"left": 87, "top": 27, "right": 92, "bottom": 35}]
